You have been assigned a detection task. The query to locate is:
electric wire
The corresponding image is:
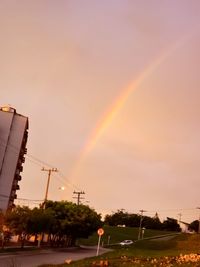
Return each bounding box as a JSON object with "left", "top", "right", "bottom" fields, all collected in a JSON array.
[
  {"left": 0, "top": 193, "right": 42, "bottom": 202},
  {"left": 0, "top": 136, "right": 82, "bottom": 192},
  {"left": 0, "top": 138, "right": 199, "bottom": 218}
]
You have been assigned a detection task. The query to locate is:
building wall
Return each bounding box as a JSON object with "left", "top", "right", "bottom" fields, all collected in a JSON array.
[{"left": 0, "top": 107, "right": 28, "bottom": 212}]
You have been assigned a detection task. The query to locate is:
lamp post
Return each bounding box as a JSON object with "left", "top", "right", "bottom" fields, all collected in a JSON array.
[
  {"left": 138, "top": 210, "right": 147, "bottom": 240},
  {"left": 59, "top": 186, "right": 65, "bottom": 191},
  {"left": 141, "top": 227, "right": 146, "bottom": 239}
]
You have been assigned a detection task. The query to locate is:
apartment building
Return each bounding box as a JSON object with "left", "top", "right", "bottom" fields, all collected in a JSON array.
[{"left": 0, "top": 106, "right": 28, "bottom": 212}]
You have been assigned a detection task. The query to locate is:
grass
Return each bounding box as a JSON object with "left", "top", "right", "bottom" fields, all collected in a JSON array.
[
  {"left": 40, "top": 234, "right": 200, "bottom": 266},
  {"left": 40, "top": 226, "right": 200, "bottom": 267},
  {"left": 77, "top": 225, "right": 174, "bottom": 246},
  {"left": 3, "top": 226, "right": 199, "bottom": 266}
]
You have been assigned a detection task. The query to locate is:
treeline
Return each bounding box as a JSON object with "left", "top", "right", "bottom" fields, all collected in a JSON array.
[
  {"left": 104, "top": 210, "right": 181, "bottom": 232},
  {"left": 0, "top": 200, "right": 102, "bottom": 248},
  {"left": 1, "top": 204, "right": 190, "bottom": 249}
]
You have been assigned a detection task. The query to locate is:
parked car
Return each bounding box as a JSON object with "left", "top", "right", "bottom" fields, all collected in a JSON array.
[{"left": 119, "top": 240, "right": 134, "bottom": 246}]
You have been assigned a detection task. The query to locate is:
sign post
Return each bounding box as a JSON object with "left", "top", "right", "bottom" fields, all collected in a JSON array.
[{"left": 96, "top": 228, "right": 104, "bottom": 256}]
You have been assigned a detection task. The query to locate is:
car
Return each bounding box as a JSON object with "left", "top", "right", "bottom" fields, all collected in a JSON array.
[{"left": 119, "top": 240, "right": 134, "bottom": 246}]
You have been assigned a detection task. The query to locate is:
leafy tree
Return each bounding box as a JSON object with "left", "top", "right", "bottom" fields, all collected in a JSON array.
[
  {"left": 105, "top": 211, "right": 181, "bottom": 231},
  {"left": 0, "top": 210, "right": 4, "bottom": 248},
  {"left": 104, "top": 210, "right": 134, "bottom": 226},
  {"left": 189, "top": 220, "right": 199, "bottom": 233},
  {"left": 142, "top": 214, "right": 162, "bottom": 230},
  {"left": 45, "top": 201, "right": 102, "bottom": 247},
  {"left": 125, "top": 214, "right": 140, "bottom": 227},
  {"left": 4, "top": 202, "right": 102, "bottom": 248},
  {"left": 0, "top": 210, "right": 3, "bottom": 232},
  {"left": 27, "top": 207, "right": 54, "bottom": 243},
  {"left": 5, "top": 206, "right": 31, "bottom": 248},
  {"left": 104, "top": 210, "right": 163, "bottom": 229},
  {"left": 162, "top": 217, "right": 181, "bottom": 232}
]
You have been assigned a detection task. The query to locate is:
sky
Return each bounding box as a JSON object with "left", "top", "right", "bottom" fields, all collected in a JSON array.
[{"left": 1, "top": 0, "right": 200, "bottom": 223}]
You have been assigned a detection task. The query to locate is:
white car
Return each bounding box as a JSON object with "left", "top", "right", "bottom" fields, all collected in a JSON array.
[{"left": 119, "top": 240, "right": 134, "bottom": 246}]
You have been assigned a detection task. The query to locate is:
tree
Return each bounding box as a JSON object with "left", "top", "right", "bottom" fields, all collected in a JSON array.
[
  {"left": 104, "top": 210, "right": 134, "bottom": 226},
  {"left": 104, "top": 210, "right": 162, "bottom": 229},
  {"left": 162, "top": 217, "right": 181, "bottom": 232},
  {"left": 27, "top": 207, "right": 54, "bottom": 243},
  {"left": 0, "top": 210, "right": 3, "bottom": 232},
  {"left": 4, "top": 202, "right": 102, "bottom": 248},
  {"left": 142, "top": 214, "right": 162, "bottom": 230},
  {"left": 5, "top": 206, "right": 31, "bottom": 248},
  {"left": 105, "top": 211, "right": 179, "bottom": 231},
  {"left": 45, "top": 200, "right": 102, "bottom": 247},
  {"left": 189, "top": 220, "right": 199, "bottom": 233},
  {"left": 0, "top": 210, "right": 4, "bottom": 248}
]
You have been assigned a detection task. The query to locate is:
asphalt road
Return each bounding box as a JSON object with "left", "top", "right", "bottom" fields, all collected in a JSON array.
[{"left": 0, "top": 246, "right": 111, "bottom": 267}]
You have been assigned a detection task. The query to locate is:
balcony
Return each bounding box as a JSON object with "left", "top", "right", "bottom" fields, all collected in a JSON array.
[
  {"left": 12, "top": 184, "right": 20, "bottom": 190},
  {"left": 15, "top": 174, "right": 22, "bottom": 181},
  {"left": 17, "top": 165, "right": 23, "bottom": 172},
  {"left": 11, "top": 193, "right": 17, "bottom": 199}
]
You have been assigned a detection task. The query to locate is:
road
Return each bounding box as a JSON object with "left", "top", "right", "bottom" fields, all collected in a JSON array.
[{"left": 0, "top": 246, "right": 111, "bottom": 267}]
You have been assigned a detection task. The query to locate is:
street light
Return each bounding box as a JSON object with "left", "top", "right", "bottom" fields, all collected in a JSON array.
[
  {"left": 59, "top": 186, "right": 65, "bottom": 191},
  {"left": 138, "top": 210, "right": 147, "bottom": 240},
  {"left": 141, "top": 227, "right": 146, "bottom": 239}
]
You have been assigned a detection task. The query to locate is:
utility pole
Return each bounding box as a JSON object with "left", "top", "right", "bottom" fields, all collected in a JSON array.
[
  {"left": 138, "top": 209, "right": 147, "bottom": 240},
  {"left": 73, "top": 191, "right": 85, "bottom": 205},
  {"left": 178, "top": 213, "right": 182, "bottom": 223},
  {"left": 197, "top": 207, "right": 200, "bottom": 234},
  {"left": 42, "top": 167, "right": 58, "bottom": 206}
]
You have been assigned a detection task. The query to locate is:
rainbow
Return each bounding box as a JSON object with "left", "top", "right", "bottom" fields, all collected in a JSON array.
[{"left": 68, "top": 30, "right": 196, "bottom": 182}]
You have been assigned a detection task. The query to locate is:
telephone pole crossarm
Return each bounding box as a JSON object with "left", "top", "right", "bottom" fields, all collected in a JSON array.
[{"left": 73, "top": 191, "right": 85, "bottom": 205}]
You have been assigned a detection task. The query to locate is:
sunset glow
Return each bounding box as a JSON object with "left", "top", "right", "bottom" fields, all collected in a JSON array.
[{"left": 1, "top": 1, "right": 200, "bottom": 222}]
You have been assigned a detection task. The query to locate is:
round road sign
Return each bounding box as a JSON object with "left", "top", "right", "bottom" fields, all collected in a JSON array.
[{"left": 97, "top": 228, "right": 104, "bottom": 236}]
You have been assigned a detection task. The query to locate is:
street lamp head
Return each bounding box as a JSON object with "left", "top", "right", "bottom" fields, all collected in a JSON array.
[{"left": 59, "top": 186, "right": 65, "bottom": 191}]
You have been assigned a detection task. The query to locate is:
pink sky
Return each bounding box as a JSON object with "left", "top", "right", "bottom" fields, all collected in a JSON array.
[{"left": 1, "top": 0, "right": 200, "bottom": 222}]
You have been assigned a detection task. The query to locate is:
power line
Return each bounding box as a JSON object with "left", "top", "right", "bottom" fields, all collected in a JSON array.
[
  {"left": 0, "top": 137, "right": 82, "bottom": 192},
  {"left": 27, "top": 154, "right": 55, "bottom": 169},
  {"left": 0, "top": 136, "right": 199, "bottom": 216},
  {"left": 0, "top": 193, "right": 42, "bottom": 202},
  {"left": 144, "top": 208, "right": 197, "bottom": 213},
  {"left": 57, "top": 170, "right": 82, "bottom": 191}
]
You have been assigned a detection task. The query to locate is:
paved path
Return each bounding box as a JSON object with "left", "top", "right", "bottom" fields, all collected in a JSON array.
[
  {"left": 148, "top": 233, "right": 180, "bottom": 241},
  {"left": 0, "top": 246, "right": 111, "bottom": 267}
]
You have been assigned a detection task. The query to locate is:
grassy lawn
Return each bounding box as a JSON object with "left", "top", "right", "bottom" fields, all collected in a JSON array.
[
  {"left": 40, "top": 234, "right": 200, "bottom": 266},
  {"left": 77, "top": 225, "right": 174, "bottom": 246},
  {"left": 39, "top": 226, "right": 200, "bottom": 267}
]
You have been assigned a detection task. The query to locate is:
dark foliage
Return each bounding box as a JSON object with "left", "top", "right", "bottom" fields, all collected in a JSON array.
[
  {"left": 189, "top": 220, "right": 199, "bottom": 233},
  {"left": 105, "top": 211, "right": 179, "bottom": 231},
  {"left": 4, "top": 201, "right": 102, "bottom": 248}
]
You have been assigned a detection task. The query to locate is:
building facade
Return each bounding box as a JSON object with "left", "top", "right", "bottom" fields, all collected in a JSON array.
[{"left": 0, "top": 106, "right": 28, "bottom": 212}]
